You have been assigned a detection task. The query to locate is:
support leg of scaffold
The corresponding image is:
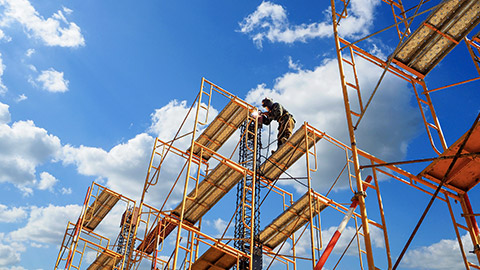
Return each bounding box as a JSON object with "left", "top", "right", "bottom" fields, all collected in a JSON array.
[
  {"left": 462, "top": 193, "right": 480, "bottom": 264},
  {"left": 314, "top": 176, "right": 372, "bottom": 270},
  {"left": 330, "top": 0, "right": 376, "bottom": 268}
]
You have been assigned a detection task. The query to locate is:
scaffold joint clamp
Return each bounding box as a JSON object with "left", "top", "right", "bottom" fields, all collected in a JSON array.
[
  {"left": 470, "top": 244, "right": 480, "bottom": 254},
  {"left": 352, "top": 191, "right": 367, "bottom": 201}
]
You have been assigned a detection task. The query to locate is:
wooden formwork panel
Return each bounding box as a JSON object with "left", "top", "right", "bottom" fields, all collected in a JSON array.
[
  {"left": 188, "top": 99, "right": 248, "bottom": 161},
  {"left": 259, "top": 124, "right": 321, "bottom": 182},
  {"left": 191, "top": 246, "right": 238, "bottom": 270},
  {"left": 419, "top": 120, "right": 480, "bottom": 192},
  {"left": 87, "top": 249, "right": 122, "bottom": 270},
  {"left": 259, "top": 192, "right": 327, "bottom": 250},
  {"left": 136, "top": 216, "right": 177, "bottom": 254},
  {"left": 83, "top": 189, "right": 120, "bottom": 231},
  {"left": 393, "top": 0, "right": 480, "bottom": 76},
  {"left": 173, "top": 159, "right": 245, "bottom": 224},
  {"left": 138, "top": 125, "right": 321, "bottom": 255}
]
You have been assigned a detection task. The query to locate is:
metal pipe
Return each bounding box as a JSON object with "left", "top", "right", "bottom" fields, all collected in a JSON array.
[
  {"left": 393, "top": 113, "right": 480, "bottom": 269},
  {"left": 314, "top": 176, "right": 373, "bottom": 269},
  {"left": 360, "top": 152, "right": 480, "bottom": 169},
  {"left": 331, "top": 0, "right": 376, "bottom": 268}
]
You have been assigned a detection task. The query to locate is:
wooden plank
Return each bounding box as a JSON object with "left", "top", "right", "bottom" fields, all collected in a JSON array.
[
  {"left": 259, "top": 192, "right": 327, "bottom": 249},
  {"left": 393, "top": 0, "right": 480, "bottom": 75},
  {"left": 188, "top": 99, "right": 248, "bottom": 161},
  {"left": 191, "top": 246, "right": 237, "bottom": 270},
  {"left": 259, "top": 124, "right": 322, "bottom": 182},
  {"left": 83, "top": 189, "right": 120, "bottom": 231},
  {"left": 136, "top": 216, "right": 177, "bottom": 254},
  {"left": 87, "top": 249, "right": 122, "bottom": 270},
  {"left": 172, "top": 160, "right": 245, "bottom": 224}
]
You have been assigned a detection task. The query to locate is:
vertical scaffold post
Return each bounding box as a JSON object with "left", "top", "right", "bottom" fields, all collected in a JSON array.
[
  {"left": 330, "top": 0, "right": 376, "bottom": 269},
  {"left": 172, "top": 77, "right": 207, "bottom": 269},
  {"left": 461, "top": 193, "right": 480, "bottom": 264},
  {"left": 249, "top": 113, "right": 259, "bottom": 270},
  {"left": 304, "top": 124, "right": 317, "bottom": 268}
]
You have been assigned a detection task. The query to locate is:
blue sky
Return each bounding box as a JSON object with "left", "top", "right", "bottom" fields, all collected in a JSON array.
[{"left": 0, "top": 0, "right": 479, "bottom": 269}]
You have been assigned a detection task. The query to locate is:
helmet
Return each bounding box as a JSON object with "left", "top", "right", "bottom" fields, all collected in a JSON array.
[{"left": 261, "top": 97, "right": 273, "bottom": 109}]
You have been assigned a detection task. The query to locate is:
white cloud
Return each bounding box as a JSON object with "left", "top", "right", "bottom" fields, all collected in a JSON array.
[
  {"left": 62, "top": 7, "right": 73, "bottom": 16},
  {"left": 0, "top": 0, "right": 85, "bottom": 47},
  {"left": 246, "top": 55, "right": 420, "bottom": 192},
  {"left": 37, "top": 172, "right": 58, "bottom": 191},
  {"left": 9, "top": 204, "right": 81, "bottom": 244},
  {"left": 402, "top": 233, "right": 476, "bottom": 269},
  {"left": 29, "top": 242, "right": 47, "bottom": 248},
  {"left": 287, "top": 56, "right": 301, "bottom": 71},
  {"left": 239, "top": 0, "right": 380, "bottom": 48},
  {"left": 149, "top": 100, "right": 218, "bottom": 145},
  {"left": 0, "top": 29, "right": 11, "bottom": 42},
  {"left": 0, "top": 102, "right": 10, "bottom": 124},
  {"left": 25, "top": 48, "right": 34, "bottom": 57},
  {"left": 61, "top": 133, "right": 154, "bottom": 199},
  {"left": 15, "top": 94, "right": 27, "bottom": 102},
  {"left": 0, "top": 53, "right": 7, "bottom": 95},
  {"left": 213, "top": 218, "right": 228, "bottom": 233},
  {"left": 36, "top": 68, "right": 69, "bottom": 93},
  {"left": 149, "top": 100, "right": 192, "bottom": 142},
  {"left": 60, "top": 187, "right": 72, "bottom": 195},
  {"left": 0, "top": 205, "right": 27, "bottom": 223},
  {"left": 0, "top": 233, "right": 24, "bottom": 267},
  {"left": 27, "top": 65, "right": 36, "bottom": 72},
  {"left": 0, "top": 111, "right": 62, "bottom": 190}
]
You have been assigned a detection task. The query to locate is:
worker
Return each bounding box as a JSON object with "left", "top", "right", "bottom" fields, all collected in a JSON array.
[{"left": 259, "top": 97, "right": 295, "bottom": 151}]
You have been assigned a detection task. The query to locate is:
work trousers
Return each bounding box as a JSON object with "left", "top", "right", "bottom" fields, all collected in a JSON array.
[{"left": 277, "top": 116, "right": 295, "bottom": 148}]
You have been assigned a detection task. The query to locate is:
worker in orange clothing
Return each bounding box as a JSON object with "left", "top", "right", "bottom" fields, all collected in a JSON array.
[{"left": 259, "top": 97, "right": 296, "bottom": 150}]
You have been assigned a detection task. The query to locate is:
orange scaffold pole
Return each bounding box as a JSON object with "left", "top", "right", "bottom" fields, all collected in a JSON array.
[{"left": 314, "top": 175, "right": 373, "bottom": 270}]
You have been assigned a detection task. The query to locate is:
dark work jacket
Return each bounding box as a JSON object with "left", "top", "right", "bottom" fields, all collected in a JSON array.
[{"left": 262, "top": 103, "right": 294, "bottom": 125}]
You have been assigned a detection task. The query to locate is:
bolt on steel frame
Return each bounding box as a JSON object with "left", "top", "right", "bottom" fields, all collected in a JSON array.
[{"left": 330, "top": 0, "right": 480, "bottom": 269}]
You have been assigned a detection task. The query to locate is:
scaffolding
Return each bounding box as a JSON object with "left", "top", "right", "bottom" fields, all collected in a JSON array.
[
  {"left": 330, "top": 0, "right": 480, "bottom": 269},
  {"left": 55, "top": 0, "right": 480, "bottom": 269}
]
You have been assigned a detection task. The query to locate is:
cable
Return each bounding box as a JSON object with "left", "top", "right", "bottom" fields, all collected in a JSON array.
[
  {"left": 332, "top": 224, "right": 363, "bottom": 270},
  {"left": 258, "top": 142, "right": 307, "bottom": 209},
  {"left": 392, "top": 113, "right": 480, "bottom": 269}
]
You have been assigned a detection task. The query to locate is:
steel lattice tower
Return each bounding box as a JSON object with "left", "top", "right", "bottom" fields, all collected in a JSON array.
[{"left": 235, "top": 121, "right": 262, "bottom": 270}]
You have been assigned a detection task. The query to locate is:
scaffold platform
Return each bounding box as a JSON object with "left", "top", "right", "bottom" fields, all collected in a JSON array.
[
  {"left": 190, "top": 245, "right": 238, "bottom": 270},
  {"left": 259, "top": 192, "right": 328, "bottom": 250},
  {"left": 419, "top": 120, "right": 480, "bottom": 192},
  {"left": 188, "top": 99, "right": 249, "bottom": 161},
  {"left": 87, "top": 249, "right": 122, "bottom": 270},
  {"left": 259, "top": 124, "right": 321, "bottom": 182},
  {"left": 138, "top": 124, "right": 321, "bottom": 254},
  {"left": 83, "top": 189, "right": 120, "bottom": 231},
  {"left": 393, "top": 0, "right": 480, "bottom": 76},
  {"left": 137, "top": 214, "right": 178, "bottom": 254}
]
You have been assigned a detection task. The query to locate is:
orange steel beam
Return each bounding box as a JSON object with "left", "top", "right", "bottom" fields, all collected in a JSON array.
[
  {"left": 423, "top": 22, "right": 459, "bottom": 44},
  {"left": 419, "top": 81, "right": 448, "bottom": 152},
  {"left": 462, "top": 193, "right": 480, "bottom": 263},
  {"left": 339, "top": 37, "right": 418, "bottom": 82},
  {"left": 446, "top": 195, "right": 472, "bottom": 269},
  {"left": 423, "top": 77, "right": 480, "bottom": 94},
  {"left": 466, "top": 37, "right": 480, "bottom": 76},
  {"left": 391, "top": 58, "right": 426, "bottom": 79},
  {"left": 305, "top": 125, "right": 317, "bottom": 268},
  {"left": 172, "top": 77, "right": 207, "bottom": 269}
]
